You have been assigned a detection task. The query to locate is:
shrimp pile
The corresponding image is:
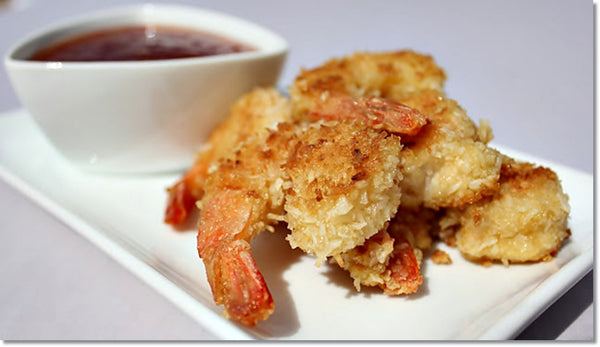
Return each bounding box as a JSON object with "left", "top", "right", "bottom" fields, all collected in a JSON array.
[
  {"left": 290, "top": 51, "right": 502, "bottom": 210},
  {"left": 164, "top": 50, "right": 571, "bottom": 326}
]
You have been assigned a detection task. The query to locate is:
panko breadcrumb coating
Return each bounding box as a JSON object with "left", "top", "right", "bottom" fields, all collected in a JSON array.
[{"left": 202, "top": 88, "right": 293, "bottom": 163}]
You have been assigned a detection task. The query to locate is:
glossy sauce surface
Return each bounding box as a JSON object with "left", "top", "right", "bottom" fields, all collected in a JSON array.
[{"left": 29, "top": 25, "right": 255, "bottom": 62}]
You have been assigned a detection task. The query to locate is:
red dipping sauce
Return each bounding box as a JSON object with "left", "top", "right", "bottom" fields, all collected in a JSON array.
[{"left": 29, "top": 25, "right": 255, "bottom": 62}]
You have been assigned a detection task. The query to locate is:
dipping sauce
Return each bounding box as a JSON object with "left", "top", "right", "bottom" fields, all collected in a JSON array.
[{"left": 29, "top": 25, "right": 255, "bottom": 62}]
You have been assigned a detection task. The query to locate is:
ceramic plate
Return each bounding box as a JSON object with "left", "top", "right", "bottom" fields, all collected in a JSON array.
[{"left": 0, "top": 110, "right": 593, "bottom": 340}]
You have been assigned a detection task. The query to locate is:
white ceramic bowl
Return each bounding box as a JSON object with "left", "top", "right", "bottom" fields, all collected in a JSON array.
[{"left": 4, "top": 3, "right": 288, "bottom": 173}]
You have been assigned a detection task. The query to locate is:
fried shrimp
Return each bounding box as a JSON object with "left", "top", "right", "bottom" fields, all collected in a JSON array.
[
  {"left": 290, "top": 50, "right": 446, "bottom": 115},
  {"left": 339, "top": 207, "right": 435, "bottom": 294},
  {"left": 197, "top": 121, "right": 406, "bottom": 325},
  {"left": 164, "top": 49, "right": 573, "bottom": 327},
  {"left": 165, "top": 88, "right": 292, "bottom": 226},
  {"left": 397, "top": 90, "right": 502, "bottom": 209},
  {"left": 193, "top": 94, "right": 426, "bottom": 325},
  {"left": 290, "top": 51, "right": 437, "bottom": 141},
  {"left": 196, "top": 122, "right": 295, "bottom": 326},
  {"left": 339, "top": 230, "right": 423, "bottom": 295},
  {"left": 438, "top": 157, "right": 571, "bottom": 265},
  {"left": 283, "top": 121, "right": 403, "bottom": 265},
  {"left": 165, "top": 86, "right": 426, "bottom": 226},
  {"left": 299, "top": 95, "right": 427, "bottom": 136},
  {"left": 290, "top": 50, "right": 502, "bottom": 209}
]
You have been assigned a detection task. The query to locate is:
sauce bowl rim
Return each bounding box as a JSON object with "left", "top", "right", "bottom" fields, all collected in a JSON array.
[{"left": 4, "top": 3, "right": 289, "bottom": 68}]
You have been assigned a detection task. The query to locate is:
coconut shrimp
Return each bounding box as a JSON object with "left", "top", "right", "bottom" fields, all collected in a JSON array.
[
  {"left": 194, "top": 100, "right": 427, "bottom": 325},
  {"left": 397, "top": 90, "right": 502, "bottom": 209},
  {"left": 283, "top": 121, "right": 404, "bottom": 265},
  {"left": 438, "top": 157, "right": 571, "bottom": 265},
  {"left": 165, "top": 87, "right": 428, "bottom": 226},
  {"left": 290, "top": 51, "right": 502, "bottom": 209},
  {"left": 298, "top": 95, "right": 427, "bottom": 137},
  {"left": 290, "top": 50, "right": 447, "bottom": 116},
  {"left": 339, "top": 207, "right": 436, "bottom": 294},
  {"left": 164, "top": 88, "right": 292, "bottom": 226},
  {"left": 197, "top": 121, "right": 406, "bottom": 325},
  {"left": 196, "top": 122, "right": 294, "bottom": 326},
  {"left": 339, "top": 230, "right": 423, "bottom": 295}
]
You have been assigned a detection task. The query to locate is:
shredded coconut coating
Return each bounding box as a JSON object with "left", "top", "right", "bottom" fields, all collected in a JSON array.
[
  {"left": 284, "top": 121, "right": 403, "bottom": 265},
  {"left": 440, "top": 157, "right": 571, "bottom": 265},
  {"left": 397, "top": 90, "right": 502, "bottom": 209}
]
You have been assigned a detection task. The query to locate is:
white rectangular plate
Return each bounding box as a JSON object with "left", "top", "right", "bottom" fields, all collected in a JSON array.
[{"left": 0, "top": 109, "right": 593, "bottom": 340}]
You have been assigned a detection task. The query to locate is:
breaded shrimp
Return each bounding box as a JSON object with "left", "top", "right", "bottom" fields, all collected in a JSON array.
[
  {"left": 339, "top": 207, "right": 435, "bottom": 295},
  {"left": 196, "top": 122, "right": 295, "bottom": 326},
  {"left": 290, "top": 51, "right": 502, "bottom": 209},
  {"left": 197, "top": 121, "right": 404, "bottom": 325},
  {"left": 195, "top": 99, "right": 426, "bottom": 325},
  {"left": 283, "top": 121, "right": 403, "bottom": 265},
  {"left": 438, "top": 157, "right": 571, "bottom": 265},
  {"left": 290, "top": 50, "right": 447, "bottom": 118},
  {"left": 168, "top": 49, "right": 573, "bottom": 327},
  {"left": 299, "top": 95, "right": 428, "bottom": 136},
  {"left": 339, "top": 230, "right": 422, "bottom": 295},
  {"left": 397, "top": 90, "right": 502, "bottom": 209},
  {"left": 165, "top": 88, "right": 292, "bottom": 226},
  {"left": 165, "top": 86, "right": 427, "bottom": 226}
]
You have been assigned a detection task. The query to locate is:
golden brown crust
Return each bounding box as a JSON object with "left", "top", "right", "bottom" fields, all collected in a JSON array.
[
  {"left": 340, "top": 229, "right": 423, "bottom": 295},
  {"left": 397, "top": 90, "right": 502, "bottom": 209},
  {"left": 169, "top": 49, "right": 574, "bottom": 326},
  {"left": 284, "top": 121, "right": 403, "bottom": 264},
  {"left": 445, "top": 157, "right": 571, "bottom": 265},
  {"left": 290, "top": 50, "right": 446, "bottom": 120},
  {"left": 290, "top": 51, "right": 502, "bottom": 211},
  {"left": 164, "top": 88, "right": 291, "bottom": 226}
]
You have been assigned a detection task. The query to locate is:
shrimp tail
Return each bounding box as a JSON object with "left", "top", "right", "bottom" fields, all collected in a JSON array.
[
  {"left": 306, "top": 95, "right": 428, "bottom": 136},
  {"left": 197, "top": 189, "right": 274, "bottom": 326},
  {"left": 386, "top": 236, "right": 423, "bottom": 295},
  {"left": 356, "top": 97, "right": 428, "bottom": 136},
  {"left": 201, "top": 241, "right": 274, "bottom": 326},
  {"left": 164, "top": 151, "right": 214, "bottom": 226},
  {"left": 164, "top": 180, "right": 197, "bottom": 225}
]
